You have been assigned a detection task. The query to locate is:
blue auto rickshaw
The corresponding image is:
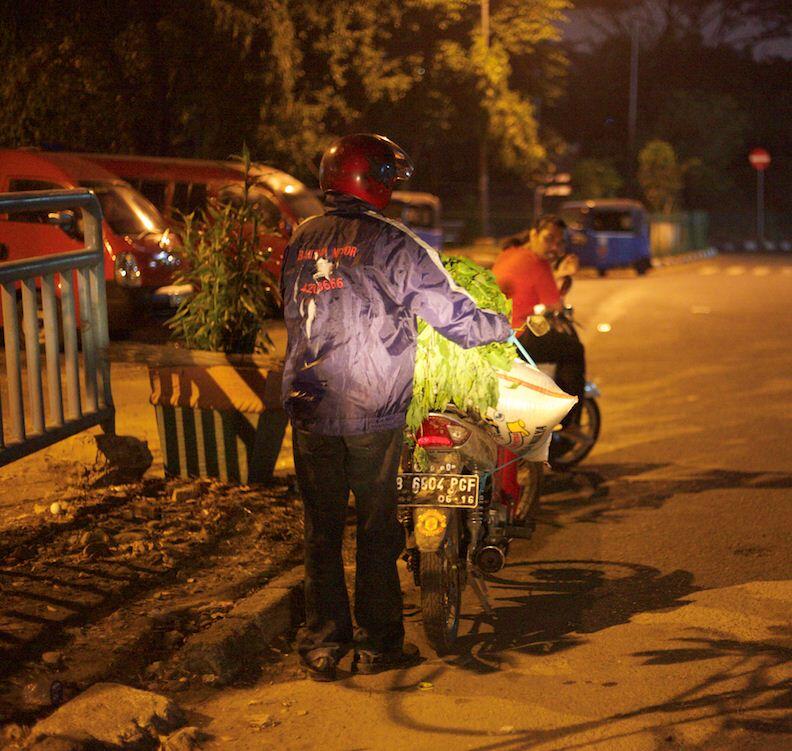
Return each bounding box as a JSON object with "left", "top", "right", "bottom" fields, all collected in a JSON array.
[
  {"left": 560, "top": 199, "right": 651, "bottom": 275},
  {"left": 385, "top": 190, "right": 443, "bottom": 251}
]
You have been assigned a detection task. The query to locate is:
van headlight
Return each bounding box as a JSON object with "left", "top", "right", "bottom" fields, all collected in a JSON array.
[
  {"left": 153, "top": 249, "right": 180, "bottom": 267},
  {"left": 115, "top": 252, "right": 142, "bottom": 287}
]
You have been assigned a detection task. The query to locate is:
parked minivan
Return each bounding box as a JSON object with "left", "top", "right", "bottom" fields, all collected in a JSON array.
[
  {"left": 0, "top": 149, "right": 184, "bottom": 333},
  {"left": 560, "top": 199, "right": 651, "bottom": 275},
  {"left": 80, "top": 154, "right": 323, "bottom": 278}
]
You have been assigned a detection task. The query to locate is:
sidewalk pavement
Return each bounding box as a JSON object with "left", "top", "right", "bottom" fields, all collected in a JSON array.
[
  {"left": 651, "top": 247, "right": 718, "bottom": 267},
  {"left": 175, "top": 564, "right": 305, "bottom": 684}
]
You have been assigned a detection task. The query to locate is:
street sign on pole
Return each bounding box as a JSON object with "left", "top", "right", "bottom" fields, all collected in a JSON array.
[
  {"left": 748, "top": 147, "right": 771, "bottom": 171},
  {"left": 748, "top": 148, "right": 771, "bottom": 245}
]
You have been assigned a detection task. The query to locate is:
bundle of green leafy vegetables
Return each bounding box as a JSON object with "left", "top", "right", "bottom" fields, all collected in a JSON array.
[{"left": 406, "top": 255, "right": 516, "bottom": 431}]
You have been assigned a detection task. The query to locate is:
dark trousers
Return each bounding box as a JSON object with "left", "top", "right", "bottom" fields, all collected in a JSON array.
[
  {"left": 292, "top": 426, "right": 405, "bottom": 660},
  {"left": 519, "top": 327, "right": 586, "bottom": 424}
]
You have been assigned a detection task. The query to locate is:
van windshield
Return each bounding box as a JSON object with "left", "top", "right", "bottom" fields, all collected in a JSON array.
[
  {"left": 79, "top": 180, "right": 166, "bottom": 236},
  {"left": 252, "top": 169, "right": 323, "bottom": 222},
  {"left": 591, "top": 210, "right": 634, "bottom": 233},
  {"left": 277, "top": 186, "right": 323, "bottom": 222},
  {"left": 560, "top": 207, "right": 636, "bottom": 233}
]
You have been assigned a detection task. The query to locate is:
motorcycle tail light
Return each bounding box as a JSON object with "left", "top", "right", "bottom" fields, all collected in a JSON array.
[
  {"left": 417, "top": 416, "right": 453, "bottom": 447},
  {"left": 417, "top": 415, "right": 470, "bottom": 448}
]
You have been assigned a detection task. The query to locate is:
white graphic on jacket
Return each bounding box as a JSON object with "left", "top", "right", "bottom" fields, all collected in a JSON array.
[
  {"left": 313, "top": 256, "right": 335, "bottom": 281},
  {"left": 299, "top": 297, "right": 318, "bottom": 340},
  {"left": 298, "top": 255, "right": 333, "bottom": 339}
]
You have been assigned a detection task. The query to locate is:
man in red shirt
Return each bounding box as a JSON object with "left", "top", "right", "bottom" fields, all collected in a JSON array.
[{"left": 493, "top": 215, "right": 585, "bottom": 423}]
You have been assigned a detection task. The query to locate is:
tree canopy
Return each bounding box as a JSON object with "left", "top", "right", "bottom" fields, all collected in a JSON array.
[{"left": 0, "top": 0, "right": 570, "bottom": 190}]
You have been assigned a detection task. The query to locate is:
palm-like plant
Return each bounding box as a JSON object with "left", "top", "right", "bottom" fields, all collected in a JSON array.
[{"left": 168, "top": 147, "right": 281, "bottom": 354}]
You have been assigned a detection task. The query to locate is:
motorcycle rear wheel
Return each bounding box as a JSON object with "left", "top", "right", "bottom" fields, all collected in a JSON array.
[
  {"left": 549, "top": 397, "right": 601, "bottom": 470},
  {"left": 420, "top": 531, "right": 462, "bottom": 655},
  {"left": 514, "top": 460, "right": 543, "bottom": 523}
]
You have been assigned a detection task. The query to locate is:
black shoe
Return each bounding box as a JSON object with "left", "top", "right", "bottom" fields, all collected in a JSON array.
[
  {"left": 352, "top": 642, "right": 422, "bottom": 675},
  {"left": 301, "top": 651, "right": 338, "bottom": 682}
]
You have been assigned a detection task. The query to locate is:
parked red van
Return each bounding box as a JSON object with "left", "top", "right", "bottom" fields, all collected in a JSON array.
[
  {"left": 80, "top": 154, "right": 323, "bottom": 278},
  {"left": 0, "top": 149, "right": 186, "bottom": 333}
]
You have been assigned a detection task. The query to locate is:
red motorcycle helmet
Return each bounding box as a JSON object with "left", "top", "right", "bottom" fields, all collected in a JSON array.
[{"left": 319, "top": 133, "right": 414, "bottom": 210}]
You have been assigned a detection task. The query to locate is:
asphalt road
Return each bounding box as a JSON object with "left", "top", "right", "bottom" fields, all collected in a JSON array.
[{"left": 186, "top": 255, "right": 792, "bottom": 750}]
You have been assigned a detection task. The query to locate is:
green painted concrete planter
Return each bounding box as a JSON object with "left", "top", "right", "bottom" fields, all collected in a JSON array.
[{"left": 153, "top": 403, "right": 287, "bottom": 484}]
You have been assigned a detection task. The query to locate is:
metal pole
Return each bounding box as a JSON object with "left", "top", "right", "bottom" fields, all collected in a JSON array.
[
  {"left": 757, "top": 169, "right": 765, "bottom": 246},
  {"left": 1, "top": 282, "right": 25, "bottom": 443},
  {"left": 60, "top": 271, "right": 82, "bottom": 421},
  {"left": 83, "top": 196, "right": 113, "bottom": 415},
  {"left": 628, "top": 18, "right": 639, "bottom": 153},
  {"left": 533, "top": 185, "right": 545, "bottom": 222},
  {"left": 21, "top": 278, "right": 45, "bottom": 436},
  {"left": 77, "top": 267, "right": 99, "bottom": 414},
  {"left": 479, "top": 0, "right": 490, "bottom": 239},
  {"left": 41, "top": 273, "right": 64, "bottom": 428}
]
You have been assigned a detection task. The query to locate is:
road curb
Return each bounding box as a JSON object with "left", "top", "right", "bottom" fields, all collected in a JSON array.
[
  {"left": 177, "top": 565, "right": 304, "bottom": 684},
  {"left": 652, "top": 247, "right": 718, "bottom": 267}
]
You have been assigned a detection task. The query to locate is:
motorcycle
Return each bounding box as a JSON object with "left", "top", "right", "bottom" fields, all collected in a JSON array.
[{"left": 397, "top": 408, "right": 543, "bottom": 654}]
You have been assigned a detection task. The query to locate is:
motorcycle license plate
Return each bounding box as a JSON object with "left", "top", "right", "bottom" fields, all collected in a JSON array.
[{"left": 396, "top": 473, "right": 479, "bottom": 508}]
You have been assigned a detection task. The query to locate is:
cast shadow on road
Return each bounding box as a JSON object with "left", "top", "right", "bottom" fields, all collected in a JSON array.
[
  {"left": 440, "top": 458, "right": 792, "bottom": 674},
  {"left": 414, "top": 634, "right": 792, "bottom": 751},
  {"left": 389, "top": 553, "right": 789, "bottom": 750},
  {"left": 539, "top": 461, "right": 792, "bottom": 526},
  {"left": 477, "top": 633, "right": 791, "bottom": 750},
  {"left": 450, "top": 559, "right": 697, "bottom": 674},
  {"left": 391, "top": 562, "right": 789, "bottom": 749},
  {"left": 633, "top": 636, "right": 792, "bottom": 736}
]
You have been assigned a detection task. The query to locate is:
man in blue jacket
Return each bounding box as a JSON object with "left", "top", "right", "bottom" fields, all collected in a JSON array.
[{"left": 281, "top": 133, "right": 512, "bottom": 681}]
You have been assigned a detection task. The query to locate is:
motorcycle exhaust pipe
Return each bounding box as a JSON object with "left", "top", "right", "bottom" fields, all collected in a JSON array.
[{"left": 474, "top": 544, "right": 507, "bottom": 574}]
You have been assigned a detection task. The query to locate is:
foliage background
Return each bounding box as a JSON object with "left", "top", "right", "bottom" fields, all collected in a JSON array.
[{"left": 0, "top": 0, "right": 567, "bottom": 187}]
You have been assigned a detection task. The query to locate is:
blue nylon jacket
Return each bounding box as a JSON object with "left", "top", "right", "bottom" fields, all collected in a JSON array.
[{"left": 280, "top": 194, "right": 512, "bottom": 435}]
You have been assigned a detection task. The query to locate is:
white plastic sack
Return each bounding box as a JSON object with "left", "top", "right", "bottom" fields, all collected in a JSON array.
[{"left": 482, "top": 359, "right": 577, "bottom": 460}]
